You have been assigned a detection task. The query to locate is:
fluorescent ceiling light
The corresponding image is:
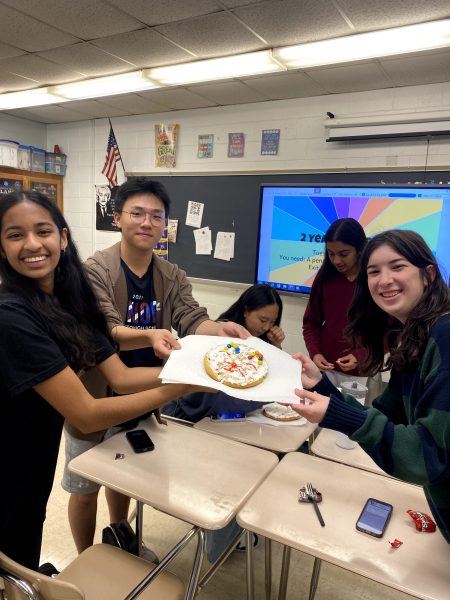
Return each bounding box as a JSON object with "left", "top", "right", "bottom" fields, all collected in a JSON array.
[
  {"left": 145, "top": 50, "right": 284, "bottom": 86},
  {"left": 273, "top": 19, "right": 450, "bottom": 69},
  {"left": 0, "top": 87, "right": 68, "bottom": 110},
  {"left": 51, "top": 71, "right": 161, "bottom": 100},
  {"left": 1, "top": 20, "right": 450, "bottom": 110}
]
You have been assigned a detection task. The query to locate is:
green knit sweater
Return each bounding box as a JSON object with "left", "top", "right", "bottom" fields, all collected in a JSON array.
[{"left": 318, "top": 313, "right": 450, "bottom": 543}]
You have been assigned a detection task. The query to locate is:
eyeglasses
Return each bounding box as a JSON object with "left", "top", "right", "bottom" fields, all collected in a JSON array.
[{"left": 121, "top": 210, "right": 166, "bottom": 226}]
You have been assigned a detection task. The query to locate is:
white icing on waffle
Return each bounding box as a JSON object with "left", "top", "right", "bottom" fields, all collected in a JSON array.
[{"left": 205, "top": 343, "right": 268, "bottom": 387}]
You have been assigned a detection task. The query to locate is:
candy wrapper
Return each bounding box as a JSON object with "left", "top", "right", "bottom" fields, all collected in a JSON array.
[
  {"left": 407, "top": 509, "right": 436, "bottom": 532},
  {"left": 298, "top": 486, "right": 322, "bottom": 503},
  {"left": 389, "top": 538, "right": 403, "bottom": 548}
]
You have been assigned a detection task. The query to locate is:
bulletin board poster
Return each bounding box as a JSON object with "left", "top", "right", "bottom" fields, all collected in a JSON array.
[
  {"left": 95, "top": 184, "right": 119, "bottom": 231},
  {"left": 0, "top": 178, "right": 22, "bottom": 195},
  {"left": 227, "top": 132, "right": 245, "bottom": 158},
  {"left": 197, "top": 134, "right": 214, "bottom": 158},
  {"left": 155, "top": 124, "right": 178, "bottom": 168},
  {"left": 153, "top": 227, "right": 168, "bottom": 260},
  {"left": 261, "top": 129, "right": 280, "bottom": 155},
  {"left": 30, "top": 181, "right": 57, "bottom": 203}
]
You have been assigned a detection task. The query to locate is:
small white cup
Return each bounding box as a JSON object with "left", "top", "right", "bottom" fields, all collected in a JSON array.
[
  {"left": 335, "top": 432, "right": 357, "bottom": 449},
  {"left": 340, "top": 381, "right": 368, "bottom": 403}
]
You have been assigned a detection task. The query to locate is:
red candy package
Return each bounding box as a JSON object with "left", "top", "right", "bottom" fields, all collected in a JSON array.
[
  {"left": 407, "top": 509, "right": 436, "bottom": 532},
  {"left": 389, "top": 538, "right": 403, "bottom": 548}
]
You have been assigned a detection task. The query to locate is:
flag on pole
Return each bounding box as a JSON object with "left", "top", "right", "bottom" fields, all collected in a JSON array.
[{"left": 101, "top": 125, "right": 121, "bottom": 187}]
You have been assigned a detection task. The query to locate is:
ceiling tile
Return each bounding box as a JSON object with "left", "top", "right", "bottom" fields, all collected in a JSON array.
[
  {"left": 4, "top": 104, "right": 95, "bottom": 123},
  {"left": 98, "top": 93, "right": 171, "bottom": 114},
  {"left": 155, "top": 12, "right": 264, "bottom": 58},
  {"left": 337, "top": 0, "right": 450, "bottom": 32},
  {"left": 1, "top": 1, "right": 450, "bottom": 119},
  {"left": 0, "top": 4, "right": 78, "bottom": 52},
  {"left": 306, "top": 62, "right": 392, "bottom": 93},
  {"left": 187, "top": 81, "right": 267, "bottom": 104},
  {"left": 37, "top": 43, "right": 133, "bottom": 77},
  {"left": 221, "top": 0, "right": 262, "bottom": 6},
  {"left": 380, "top": 50, "right": 450, "bottom": 86},
  {"left": 107, "top": 0, "right": 223, "bottom": 27},
  {"left": 0, "top": 55, "right": 84, "bottom": 85},
  {"left": 0, "top": 0, "right": 143, "bottom": 40},
  {"left": 91, "top": 29, "right": 192, "bottom": 68},
  {"left": 234, "top": 0, "right": 352, "bottom": 46},
  {"left": 0, "top": 41, "right": 26, "bottom": 60},
  {"left": 139, "top": 88, "right": 217, "bottom": 110},
  {"left": 242, "top": 71, "right": 327, "bottom": 99},
  {"left": 0, "top": 70, "right": 40, "bottom": 94},
  {"left": 59, "top": 99, "right": 131, "bottom": 118}
]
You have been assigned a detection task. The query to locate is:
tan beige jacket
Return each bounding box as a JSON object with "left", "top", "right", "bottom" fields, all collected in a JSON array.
[{"left": 66, "top": 242, "right": 210, "bottom": 440}]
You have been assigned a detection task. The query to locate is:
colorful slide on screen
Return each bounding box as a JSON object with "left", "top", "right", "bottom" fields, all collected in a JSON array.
[{"left": 257, "top": 186, "right": 450, "bottom": 293}]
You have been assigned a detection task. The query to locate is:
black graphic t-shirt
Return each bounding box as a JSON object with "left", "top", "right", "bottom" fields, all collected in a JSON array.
[
  {"left": 118, "top": 260, "right": 162, "bottom": 429},
  {"left": 120, "top": 259, "right": 162, "bottom": 369}
]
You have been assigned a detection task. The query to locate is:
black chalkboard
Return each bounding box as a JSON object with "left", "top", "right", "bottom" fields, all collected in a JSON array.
[{"left": 129, "top": 171, "right": 450, "bottom": 283}]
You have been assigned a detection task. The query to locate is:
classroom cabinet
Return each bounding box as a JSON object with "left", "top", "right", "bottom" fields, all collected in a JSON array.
[{"left": 0, "top": 166, "right": 63, "bottom": 211}]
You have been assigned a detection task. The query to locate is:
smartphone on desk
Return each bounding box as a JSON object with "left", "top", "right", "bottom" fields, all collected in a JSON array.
[
  {"left": 356, "top": 498, "right": 393, "bottom": 538},
  {"left": 126, "top": 429, "right": 155, "bottom": 453},
  {"left": 210, "top": 411, "right": 246, "bottom": 422}
]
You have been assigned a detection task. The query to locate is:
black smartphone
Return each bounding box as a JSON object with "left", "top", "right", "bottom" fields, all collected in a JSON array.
[
  {"left": 356, "top": 498, "right": 393, "bottom": 538},
  {"left": 125, "top": 429, "right": 155, "bottom": 453},
  {"left": 210, "top": 411, "right": 246, "bottom": 421}
]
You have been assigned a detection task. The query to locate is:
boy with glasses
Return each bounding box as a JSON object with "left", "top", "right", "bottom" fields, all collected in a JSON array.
[{"left": 63, "top": 177, "right": 248, "bottom": 554}]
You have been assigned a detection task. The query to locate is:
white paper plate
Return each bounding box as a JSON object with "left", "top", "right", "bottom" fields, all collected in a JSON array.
[{"left": 160, "top": 335, "right": 302, "bottom": 404}]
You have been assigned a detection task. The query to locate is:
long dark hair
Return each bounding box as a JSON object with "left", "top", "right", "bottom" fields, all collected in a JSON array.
[
  {"left": 347, "top": 229, "right": 450, "bottom": 374},
  {"left": 0, "top": 191, "right": 110, "bottom": 371},
  {"left": 313, "top": 218, "right": 367, "bottom": 288},
  {"left": 219, "top": 284, "right": 283, "bottom": 343}
]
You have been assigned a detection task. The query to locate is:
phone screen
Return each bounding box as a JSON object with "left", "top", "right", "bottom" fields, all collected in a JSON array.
[
  {"left": 210, "top": 412, "right": 246, "bottom": 421},
  {"left": 126, "top": 429, "right": 155, "bottom": 453},
  {"left": 356, "top": 498, "right": 393, "bottom": 537}
]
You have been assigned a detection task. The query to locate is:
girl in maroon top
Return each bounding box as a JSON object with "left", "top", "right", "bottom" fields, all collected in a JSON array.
[{"left": 302, "top": 218, "right": 367, "bottom": 387}]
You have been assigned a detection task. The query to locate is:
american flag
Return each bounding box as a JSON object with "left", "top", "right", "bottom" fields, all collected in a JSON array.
[{"left": 101, "top": 125, "right": 121, "bottom": 187}]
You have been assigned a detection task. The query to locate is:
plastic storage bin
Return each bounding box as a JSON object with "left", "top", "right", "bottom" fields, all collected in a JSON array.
[
  {"left": 45, "top": 151, "right": 66, "bottom": 164},
  {"left": 0, "top": 139, "right": 19, "bottom": 167},
  {"left": 45, "top": 161, "right": 67, "bottom": 175},
  {"left": 30, "top": 146, "right": 46, "bottom": 172},
  {"left": 17, "top": 144, "right": 31, "bottom": 170}
]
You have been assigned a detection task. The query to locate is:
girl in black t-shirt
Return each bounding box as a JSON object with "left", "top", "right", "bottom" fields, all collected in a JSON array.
[{"left": 0, "top": 190, "right": 202, "bottom": 569}]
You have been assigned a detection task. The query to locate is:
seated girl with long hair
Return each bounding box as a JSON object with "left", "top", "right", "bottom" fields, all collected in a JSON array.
[{"left": 163, "top": 283, "right": 285, "bottom": 422}]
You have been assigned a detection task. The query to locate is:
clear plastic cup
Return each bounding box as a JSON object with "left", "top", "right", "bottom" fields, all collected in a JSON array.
[{"left": 340, "top": 381, "right": 368, "bottom": 403}]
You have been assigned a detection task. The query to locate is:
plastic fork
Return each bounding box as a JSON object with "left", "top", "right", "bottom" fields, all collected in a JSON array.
[{"left": 305, "top": 482, "right": 325, "bottom": 527}]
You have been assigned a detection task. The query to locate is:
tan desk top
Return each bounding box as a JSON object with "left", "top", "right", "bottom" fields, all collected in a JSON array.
[
  {"left": 194, "top": 416, "right": 317, "bottom": 453},
  {"left": 311, "top": 428, "right": 389, "bottom": 477},
  {"left": 69, "top": 420, "right": 278, "bottom": 530},
  {"left": 237, "top": 452, "right": 449, "bottom": 600}
]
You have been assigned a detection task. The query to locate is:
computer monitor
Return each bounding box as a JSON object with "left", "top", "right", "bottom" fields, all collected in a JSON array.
[{"left": 256, "top": 183, "right": 450, "bottom": 294}]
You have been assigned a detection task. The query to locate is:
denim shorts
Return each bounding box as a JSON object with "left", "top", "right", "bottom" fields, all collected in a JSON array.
[{"left": 61, "top": 426, "right": 120, "bottom": 494}]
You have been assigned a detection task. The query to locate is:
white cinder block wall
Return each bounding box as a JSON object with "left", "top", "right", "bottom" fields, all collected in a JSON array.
[{"left": 4, "top": 81, "right": 450, "bottom": 355}]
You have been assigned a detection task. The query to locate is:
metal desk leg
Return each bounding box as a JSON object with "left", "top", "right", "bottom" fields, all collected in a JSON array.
[
  {"left": 308, "top": 558, "right": 322, "bottom": 600},
  {"left": 135, "top": 500, "right": 144, "bottom": 553},
  {"left": 185, "top": 528, "right": 205, "bottom": 600},
  {"left": 199, "top": 528, "right": 244, "bottom": 590},
  {"left": 277, "top": 545, "right": 291, "bottom": 600},
  {"left": 124, "top": 527, "right": 198, "bottom": 600},
  {"left": 265, "top": 537, "right": 272, "bottom": 600},
  {"left": 245, "top": 530, "right": 255, "bottom": 600}
]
